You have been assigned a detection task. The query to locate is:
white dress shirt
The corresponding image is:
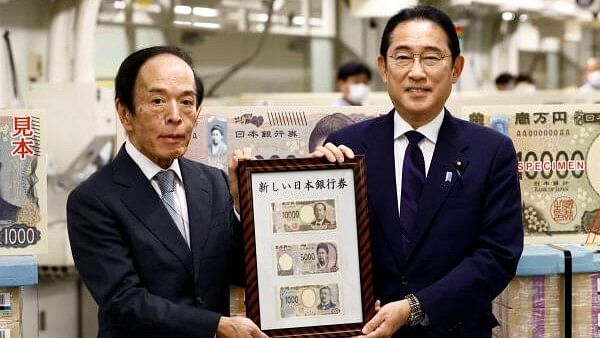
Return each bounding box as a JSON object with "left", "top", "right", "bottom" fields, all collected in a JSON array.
[
  {"left": 393, "top": 109, "right": 444, "bottom": 217},
  {"left": 125, "top": 141, "right": 190, "bottom": 246}
]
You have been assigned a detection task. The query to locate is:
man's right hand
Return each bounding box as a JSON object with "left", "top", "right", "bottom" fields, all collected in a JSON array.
[
  {"left": 311, "top": 142, "right": 354, "bottom": 163},
  {"left": 216, "top": 316, "right": 268, "bottom": 338}
]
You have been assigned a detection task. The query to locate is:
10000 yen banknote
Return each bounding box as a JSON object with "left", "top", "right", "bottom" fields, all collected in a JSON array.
[
  {"left": 280, "top": 284, "right": 341, "bottom": 318},
  {"left": 184, "top": 106, "right": 389, "bottom": 169},
  {"left": 276, "top": 242, "right": 339, "bottom": 276},
  {"left": 462, "top": 105, "right": 600, "bottom": 235},
  {"left": 0, "top": 110, "right": 47, "bottom": 254},
  {"left": 272, "top": 199, "right": 336, "bottom": 233}
]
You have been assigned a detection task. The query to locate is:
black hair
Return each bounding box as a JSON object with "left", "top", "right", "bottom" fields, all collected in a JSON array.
[
  {"left": 515, "top": 73, "right": 534, "bottom": 84},
  {"left": 379, "top": 5, "right": 460, "bottom": 63},
  {"left": 114, "top": 46, "right": 204, "bottom": 114},
  {"left": 495, "top": 72, "right": 515, "bottom": 86},
  {"left": 313, "top": 202, "right": 327, "bottom": 212},
  {"left": 211, "top": 124, "right": 224, "bottom": 135},
  {"left": 336, "top": 61, "right": 372, "bottom": 81}
]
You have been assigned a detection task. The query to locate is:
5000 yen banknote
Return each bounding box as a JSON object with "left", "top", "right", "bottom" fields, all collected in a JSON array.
[
  {"left": 462, "top": 105, "right": 600, "bottom": 235},
  {"left": 275, "top": 242, "right": 339, "bottom": 276},
  {"left": 272, "top": 199, "right": 336, "bottom": 233},
  {"left": 280, "top": 284, "right": 341, "bottom": 318},
  {"left": 0, "top": 110, "right": 47, "bottom": 254}
]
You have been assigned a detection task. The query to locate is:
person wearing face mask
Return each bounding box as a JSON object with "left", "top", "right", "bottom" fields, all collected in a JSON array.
[
  {"left": 335, "top": 61, "right": 372, "bottom": 106},
  {"left": 580, "top": 57, "right": 600, "bottom": 91},
  {"left": 514, "top": 74, "right": 536, "bottom": 92}
]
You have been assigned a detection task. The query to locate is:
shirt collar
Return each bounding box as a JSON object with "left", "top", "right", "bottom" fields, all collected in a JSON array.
[
  {"left": 125, "top": 140, "right": 183, "bottom": 183},
  {"left": 393, "top": 108, "right": 445, "bottom": 144}
]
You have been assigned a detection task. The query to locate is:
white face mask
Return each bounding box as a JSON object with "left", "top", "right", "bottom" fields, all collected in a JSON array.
[
  {"left": 347, "top": 83, "right": 370, "bottom": 105},
  {"left": 587, "top": 70, "right": 600, "bottom": 88}
]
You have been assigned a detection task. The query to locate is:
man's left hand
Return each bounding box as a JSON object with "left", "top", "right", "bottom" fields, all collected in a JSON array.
[{"left": 355, "top": 300, "right": 410, "bottom": 338}]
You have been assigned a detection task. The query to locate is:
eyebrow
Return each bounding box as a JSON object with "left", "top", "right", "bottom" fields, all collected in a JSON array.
[
  {"left": 390, "top": 45, "right": 445, "bottom": 53},
  {"left": 148, "top": 88, "right": 197, "bottom": 96}
]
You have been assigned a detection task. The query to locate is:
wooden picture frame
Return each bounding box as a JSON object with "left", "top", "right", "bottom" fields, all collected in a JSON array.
[{"left": 237, "top": 156, "right": 374, "bottom": 337}]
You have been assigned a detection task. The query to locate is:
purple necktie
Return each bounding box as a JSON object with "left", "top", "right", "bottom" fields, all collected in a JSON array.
[{"left": 400, "top": 131, "right": 426, "bottom": 234}]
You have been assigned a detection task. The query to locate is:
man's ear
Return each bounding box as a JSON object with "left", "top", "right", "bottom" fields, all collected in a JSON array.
[
  {"left": 377, "top": 55, "right": 388, "bottom": 84},
  {"left": 451, "top": 55, "right": 465, "bottom": 83},
  {"left": 116, "top": 99, "right": 134, "bottom": 133}
]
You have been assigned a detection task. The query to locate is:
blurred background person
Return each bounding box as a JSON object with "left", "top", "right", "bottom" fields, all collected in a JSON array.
[
  {"left": 494, "top": 72, "right": 515, "bottom": 91},
  {"left": 580, "top": 57, "right": 600, "bottom": 91},
  {"left": 335, "top": 61, "right": 372, "bottom": 106}
]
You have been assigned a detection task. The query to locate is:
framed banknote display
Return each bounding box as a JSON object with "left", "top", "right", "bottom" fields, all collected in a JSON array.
[{"left": 237, "top": 156, "right": 374, "bottom": 337}]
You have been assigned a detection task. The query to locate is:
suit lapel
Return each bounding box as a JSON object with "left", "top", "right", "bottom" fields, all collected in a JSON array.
[
  {"left": 404, "top": 111, "right": 470, "bottom": 260},
  {"left": 363, "top": 110, "right": 407, "bottom": 270},
  {"left": 113, "top": 147, "right": 194, "bottom": 279},
  {"left": 179, "top": 158, "right": 212, "bottom": 284}
]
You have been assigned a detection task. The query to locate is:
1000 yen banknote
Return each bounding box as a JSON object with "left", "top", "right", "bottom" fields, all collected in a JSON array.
[
  {"left": 272, "top": 200, "right": 336, "bottom": 233},
  {"left": 0, "top": 110, "right": 47, "bottom": 254},
  {"left": 276, "top": 242, "right": 339, "bottom": 276},
  {"left": 280, "top": 284, "right": 341, "bottom": 318}
]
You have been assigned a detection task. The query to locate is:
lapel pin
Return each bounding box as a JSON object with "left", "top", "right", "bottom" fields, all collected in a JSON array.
[
  {"left": 445, "top": 171, "right": 452, "bottom": 183},
  {"left": 454, "top": 159, "right": 464, "bottom": 178}
]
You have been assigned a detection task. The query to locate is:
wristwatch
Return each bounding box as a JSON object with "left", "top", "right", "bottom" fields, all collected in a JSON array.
[{"left": 405, "top": 294, "right": 425, "bottom": 326}]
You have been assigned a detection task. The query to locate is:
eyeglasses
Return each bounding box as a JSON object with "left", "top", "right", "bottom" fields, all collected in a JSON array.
[{"left": 387, "top": 52, "right": 450, "bottom": 69}]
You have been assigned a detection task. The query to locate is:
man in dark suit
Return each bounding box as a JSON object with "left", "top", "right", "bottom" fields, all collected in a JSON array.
[
  {"left": 0, "top": 161, "right": 20, "bottom": 224},
  {"left": 67, "top": 46, "right": 267, "bottom": 338},
  {"left": 313, "top": 6, "right": 523, "bottom": 338},
  {"left": 316, "top": 286, "right": 337, "bottom": 311}
]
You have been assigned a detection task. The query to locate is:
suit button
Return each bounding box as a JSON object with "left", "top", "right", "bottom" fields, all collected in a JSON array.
[
  {"left": 400, "top": 276, "right": 409, "bottom": 286},
  {"left": 196, "top": 296, "right": 204, "bottom": 306}
]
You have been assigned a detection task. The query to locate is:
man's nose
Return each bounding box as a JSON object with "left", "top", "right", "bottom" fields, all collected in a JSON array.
[
  {"left": 408, "top": 57, "right": 426, "bottom": 79},
  {"left": 165, "top": 101, "right": 183, "bottom": 123}
]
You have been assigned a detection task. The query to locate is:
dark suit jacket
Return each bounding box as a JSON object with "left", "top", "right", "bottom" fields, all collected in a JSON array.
[
  {"left": 311, "top": 218, "right": 331, "bottom": 225},
  {"left": 326, "top": 110, "right": 523, "bottom": 338},
  {"left": 67, "top": 146, "right": 244, "bottom": 338}
]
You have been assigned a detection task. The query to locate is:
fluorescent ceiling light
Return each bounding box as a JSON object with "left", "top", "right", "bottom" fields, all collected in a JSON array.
[
  {"left": 174, "top": 5, "right": 192, "bottom": 15},
  {"left": 501, "top": 11, "right": 515, "bottom": 21},
  {"left": 193, "top": 22, "right": 221, "bottom": 29},
  {"left": 173, "top": 20, "right": 192, "bottom": 25},
  {"left": 193, "top": 7, "right": 219, "bottom": 17}
]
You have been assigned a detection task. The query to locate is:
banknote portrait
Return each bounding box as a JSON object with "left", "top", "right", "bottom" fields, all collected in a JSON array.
[
  {"left": 238, "top": 157, "right": 374, "bottom": 337},
  {"left": 208, "top": 121, "right": 228, "bottom": 157}
]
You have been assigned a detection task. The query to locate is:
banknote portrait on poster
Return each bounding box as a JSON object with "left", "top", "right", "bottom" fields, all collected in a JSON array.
[{"left": 237, "top": 156, "right": 374, "bottom": 337}]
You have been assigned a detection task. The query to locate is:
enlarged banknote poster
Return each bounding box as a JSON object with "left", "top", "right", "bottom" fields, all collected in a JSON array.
[
  {"left": 0, "top": 110, "right": 47, "bottom": 254},
  {"left": 461, "top": 105, "right": 600, "bottom": 240},
  {"left": 237, "top": 157, "right": 374, "bottom": 337},
  {"left": 184, "top": 105, "right": 389, "bottom": 169}
]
